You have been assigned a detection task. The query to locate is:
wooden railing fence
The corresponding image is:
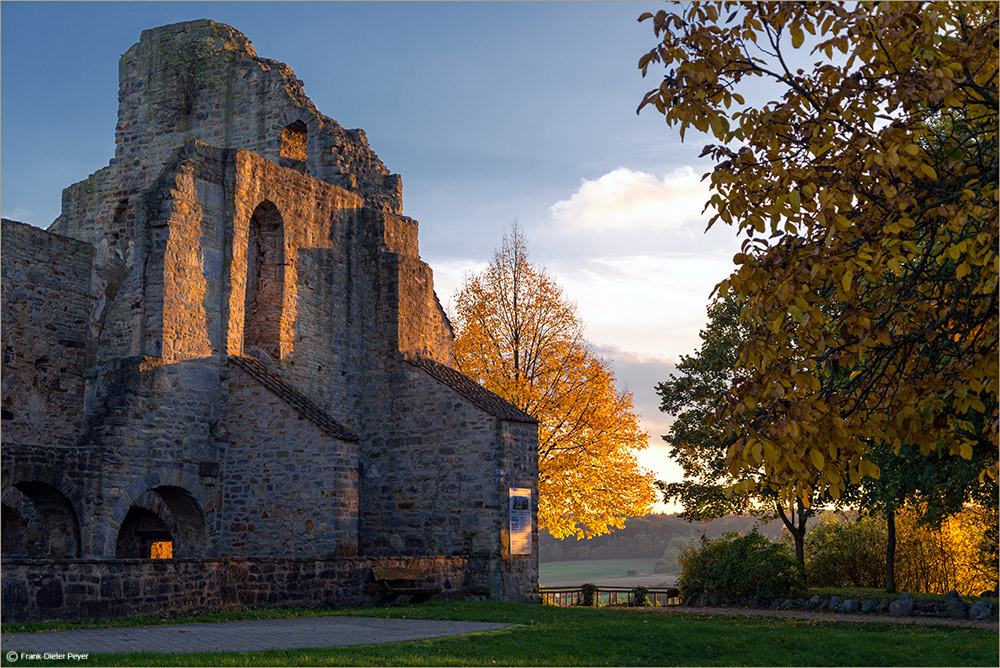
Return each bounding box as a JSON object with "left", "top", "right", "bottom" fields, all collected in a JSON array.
[{"left": 539, "top": 585, "right": 680, "bottom": 607}]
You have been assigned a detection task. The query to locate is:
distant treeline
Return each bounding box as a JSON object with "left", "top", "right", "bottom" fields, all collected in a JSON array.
[{"left": 540, "top": 513, "right": 784, "bottom": 563}]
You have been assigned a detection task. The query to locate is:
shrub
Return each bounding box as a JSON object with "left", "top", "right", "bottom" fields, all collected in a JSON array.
[
  {"left": 581, "top": 582, "right": 599, "bottom": 607},
  {"left": 678, "top": 530, "right": 804, "bottom": 598},
  {"left": 632, "top": 585, "right": 650, "bottom": 607},
  {"left": 804, "top": 513, "right": 886, "bottom": 588}
]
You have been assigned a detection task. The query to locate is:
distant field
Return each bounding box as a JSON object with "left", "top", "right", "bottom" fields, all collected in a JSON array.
[{"left": 539, "top": 558, "right": 663, "bottom": 585}]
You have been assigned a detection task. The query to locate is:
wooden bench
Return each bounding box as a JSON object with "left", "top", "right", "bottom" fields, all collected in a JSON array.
[{"left": 371, "top": 566, "right": 442, "bottom": 602}]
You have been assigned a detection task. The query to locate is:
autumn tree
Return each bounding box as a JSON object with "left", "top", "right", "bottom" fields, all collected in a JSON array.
[
  {"left": 451, "top": 225, "right": 657, "bottom": 538},
  {"left": 638, "top": 2, "right": 998, "bottom": 507}
]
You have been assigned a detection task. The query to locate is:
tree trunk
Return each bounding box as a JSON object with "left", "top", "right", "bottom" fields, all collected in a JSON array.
[
  {"left": 793, "top": 531, "right": 805, "bottom": 572},
  {"left": 885, "top": 506, "right": 897, "bottom": 593},
  {"left": 776, "top": 500, "right": 808, "bottom": 586}
]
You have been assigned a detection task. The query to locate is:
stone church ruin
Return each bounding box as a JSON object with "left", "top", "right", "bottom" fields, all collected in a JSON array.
[{"left": 1, "top": 20, "right": 539, "bottom": 621}]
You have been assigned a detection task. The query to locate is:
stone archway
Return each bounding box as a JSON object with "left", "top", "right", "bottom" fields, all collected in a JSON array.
[
  {"left": 114, "top": 485, "right": 208, "bottom": 558},
  {"left": 110, "top": 472, "right": 211, "bottom": 558},
  {"left": 1, "top": 482, "right": 82, "bottom": 558}
]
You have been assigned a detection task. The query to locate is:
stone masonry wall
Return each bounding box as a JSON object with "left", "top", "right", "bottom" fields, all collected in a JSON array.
[
  {"left": 357, "top": 360, "right": 538, "bottom": 600},
  {"left": 50, "top": 165, "right": 115, "bottom": 242},
  {"left": 222, "top": 362, "right": 359, "bottom": 558},
  {"left": 1, "top": 555, "right": 489, "bottom": 622},
  {"left": 1, "top": 220, "right": 93, "bottom": 447},
  {"left": 358, "top": 364, "right": 516, "bottom": 558},
  {"left": 226, "top": 148, "right": 367, "bottom": 422},
  {"left": 0, "top": 444, "right": 103, "bottom": 558},
  {"left": 393, "top": 253, "right": 455, "bottom": 366},
  {"left": 496, "top": 420, "right": 540, "bottom": 600},
  {"left": 81, "top": 357, "right": 224, "bottom": 558},
  {"left": 157, "top": 145, "right": 228, "bottom": 362}
]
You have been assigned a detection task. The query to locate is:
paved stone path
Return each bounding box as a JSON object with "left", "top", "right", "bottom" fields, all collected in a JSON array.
[{"left": 1, "top": 617, "right": 514, "bottom": 656}]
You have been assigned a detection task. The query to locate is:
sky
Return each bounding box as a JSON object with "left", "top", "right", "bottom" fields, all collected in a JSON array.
[{"left": 1, "top": 1, "right": 747, "bottom": 513}]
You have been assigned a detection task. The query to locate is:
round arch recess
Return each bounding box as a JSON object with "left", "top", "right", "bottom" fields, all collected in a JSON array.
[
  {"left": 110, "top": 472, "right": 211, "bottom": 558},
  {"left": 1, "top": 481, "right": 82, "bottom": 558},
  {"left": 114, "top": 485, "right": 208, "bottom": 558}
]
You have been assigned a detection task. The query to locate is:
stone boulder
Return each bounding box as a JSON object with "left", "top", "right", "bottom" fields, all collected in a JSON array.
[
  {"left": 969, "top": 601, "right": 994, "bottom": 620},
  {"left": 806, "top": 594, "right": 822, "bottom": 609},
  {"left": 945, "top": 590, "right": 968, "bottom": 619},
  {"left": 841, "top": 598, "right": 859, "bottom": 612},
  {"left": 889, "top": 592, "right": 914, "bottom": 616},
  {"left": 860, "top": 598, "right": 877, "bottom": 613},
  {"left": 827, "top": 595, "right": 842, "bottom": 611}
]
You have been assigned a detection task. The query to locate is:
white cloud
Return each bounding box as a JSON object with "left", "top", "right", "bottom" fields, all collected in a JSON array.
[
  {"left": 551, "top": 252, "right": 736, "bottom": 359},
  {"left": 549, "top": 166, "right": 711, "bottom": 233}
]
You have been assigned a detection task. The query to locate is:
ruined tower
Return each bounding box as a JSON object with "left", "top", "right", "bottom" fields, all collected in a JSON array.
[{"left": 1, "top": 20, "right": 538, "bottom": 621}]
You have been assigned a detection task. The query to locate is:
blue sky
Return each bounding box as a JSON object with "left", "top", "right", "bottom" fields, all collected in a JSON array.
[{"left": 2, "top": 2, "right": 748, "bottom": 510}]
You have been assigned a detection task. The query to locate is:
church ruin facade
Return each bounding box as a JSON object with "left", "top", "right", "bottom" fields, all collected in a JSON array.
[{"left": 1, "top": 20, "right": 539, "bottom": 621}]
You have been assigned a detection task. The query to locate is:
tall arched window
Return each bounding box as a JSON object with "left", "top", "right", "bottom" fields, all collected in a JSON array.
[{"left": 244, "top": 201, "right": 285, "bottom": 361}]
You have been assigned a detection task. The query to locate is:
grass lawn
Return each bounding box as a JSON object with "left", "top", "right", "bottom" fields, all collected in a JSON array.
[
  {"left": 539, "top": 558, "right": 664, "bottom": 584},
  {"left": 3, "top": 601, "right": 997, "bottom": 667}
]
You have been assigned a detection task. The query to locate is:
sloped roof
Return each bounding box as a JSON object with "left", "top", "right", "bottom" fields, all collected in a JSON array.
[
  {"left": 228, "top": 355, "right": 359, "bottom": 442},
  {"left": 404, "top": 356, "right": 538, "bottom": 424}
]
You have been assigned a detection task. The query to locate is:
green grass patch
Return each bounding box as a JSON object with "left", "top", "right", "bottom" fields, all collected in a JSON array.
[
  {"left": 3, "top": 601, "right": 997, "bottom": 667},
  {"left": 539, "top": 558, "right": 663, "bottom": 584}
]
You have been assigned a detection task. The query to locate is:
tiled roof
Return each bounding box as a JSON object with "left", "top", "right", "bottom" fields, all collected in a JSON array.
[
  {"left": 404, "top": 356, "right": 538, "bottom": 424},
  {"left": 228, "top": 355, "right": 360, "bottom": 442}
]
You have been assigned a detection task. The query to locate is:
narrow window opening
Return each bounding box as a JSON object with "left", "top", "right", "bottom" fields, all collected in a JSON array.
[{"left": 280, "top": 120, "right": 308, "bottom": 163}]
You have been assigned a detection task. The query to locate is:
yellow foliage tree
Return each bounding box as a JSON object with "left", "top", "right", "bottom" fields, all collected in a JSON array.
[
  {"left": 895, "top": 504, "right": 998, "bottom": 595},
  {"left": 638, "top": 1, "right": 998, "bottom": 506},
  {"left": 451, "top": 225, "right": 657, "bottom": 538}
]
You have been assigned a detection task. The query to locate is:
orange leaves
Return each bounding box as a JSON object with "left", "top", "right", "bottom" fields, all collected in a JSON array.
[{"left": 451, "top": 225, "right": 657, "bottom": 539}]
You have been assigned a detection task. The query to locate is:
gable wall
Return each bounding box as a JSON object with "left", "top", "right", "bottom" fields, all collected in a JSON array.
[{"left": 222, "top": 363, "right": 359, "bottom": 557}]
